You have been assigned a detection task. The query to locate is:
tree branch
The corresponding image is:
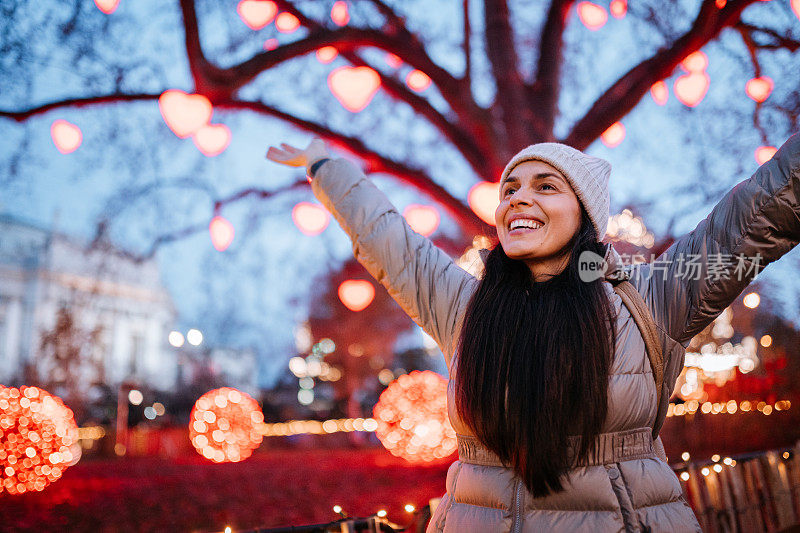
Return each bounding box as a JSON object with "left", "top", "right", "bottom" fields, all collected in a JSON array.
[
  {"left": 483, "top": 0, "right": 529, "bottom": 155},
  {"left": 530, "top": 0, "right": 574, "bottom": 141},
  {"left": 0, "top": 94, "right": 159, "bottom": 121},
  {"left": 735, "top": 22, "right": 800, "bottom": 52},
  {"left": 463, "top": 0, "right": 471, "bottom": 86},
  {"left": 735, "top": 22, "right": 769, "bottom": 144},
  {"left": 267, "top": 0, "right": 495, "bottom": 177},
  {"left": 564, "top": 0, "right": 761, "bottom": 150},
  {"left": 90, "top": 179, "right": 310, "bottom": 263},
  {"left": 220, "top": 99, "right": 490, "bottom": 237},
  {"left": 1, "top": 90, "right": 487, "bottom": 237}
]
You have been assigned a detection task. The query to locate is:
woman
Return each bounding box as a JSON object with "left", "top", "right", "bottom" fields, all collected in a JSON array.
[{"left": 267, "top": 133, "right": 800, "bottom": 532}]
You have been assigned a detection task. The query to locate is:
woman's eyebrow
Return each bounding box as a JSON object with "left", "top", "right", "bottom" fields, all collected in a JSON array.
[{"left": 502, "top": 172, "right": 564, "bottom": 185}]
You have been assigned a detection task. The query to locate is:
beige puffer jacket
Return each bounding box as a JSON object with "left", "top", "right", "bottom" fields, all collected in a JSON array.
[{"left": 309, "top": 132, "right": 800, "bottom": 532}]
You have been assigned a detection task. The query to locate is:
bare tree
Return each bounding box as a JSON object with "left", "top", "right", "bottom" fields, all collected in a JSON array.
[{"left": 1, "top": 0, "right": 798, "bottom": 251}]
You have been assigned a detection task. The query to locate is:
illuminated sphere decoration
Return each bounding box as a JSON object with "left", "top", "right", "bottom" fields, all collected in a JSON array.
[
  {"left": 372, "top": 370, "right": 457, "bottom": 464},
  {"left": 0, "top": 386, "right": 81, "bottom": 495},
  {"left": 189, "top": 388, "right": 264, "bottom": 463}
]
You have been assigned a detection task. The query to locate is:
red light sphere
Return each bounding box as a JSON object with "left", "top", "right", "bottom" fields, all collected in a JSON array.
[
  {"left": 680, "top": 51, "right": 708, "bottom": 73},
  {"left": 406, "top": 70, "right": 432, "bottom": 92},
  {"left": 0, "top": 386, "right": 80, "bottom": 495},
  {"left": 237, "top": 0, "right": 277, "bottom": 30},
  {"left": 403, "top": 204, "right": 440, "bottom": 236},
  {"left": 650, "top": 80, "right": 669, "bottom": 106},
  {"left": 209, "top": 216, "right": 235, "bottom": 252},
  {"left": 189, "top": 388, "right": 264, "bottom": 463},
  {"left": 94, "top": 0, "right": 119, "bottom": 15},
  {"left": 674, "top": 71, "right": 709, "bottom": 108},
  {"left": 158, "top": 89, "right": 213, "bottom": 139},
  {"left": 275, "top": 12, "right": 300, "bottom": 33},
  {"left": 745, "top": 76, "right": 773, "bottom": 103},
  {"left": 328, "top": 66, "right": 381, "bottom": 113},
  {"left": 331, "top": 1, "right": 349, "bottom": 26},
  {"left": 50, "top": 120, "right": 83, "bottom": 154},
  {"left": 292, "top": 202, "right": 330, "bottom": 236},
  {"left": 600, "top": 121, "right": 625, "bottom": 148},
  {"left": 338, "top": 280, "right": 375, "bottom": 312},
  {"left": 468, "top": 181, "right": 499, "bottom": 226},
  {"left": 609, "top": 0, "right": 627, "bottom": 18},
  {"left": 577, "top": 2, "right": 607, "bottom": 30},
  {"left": 373, "top": 370, "right": 457, "bottom": 463},
  {"left": 755, "top": 146, "right": 777, "bottom": 165},
  {"left": 316, "top": 46, "right": 338, "bottom": 64}
]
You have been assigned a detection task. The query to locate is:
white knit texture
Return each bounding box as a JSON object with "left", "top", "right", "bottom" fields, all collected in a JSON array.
[{"left": 500, "top": 143, "right": 611, "bottom": 241}]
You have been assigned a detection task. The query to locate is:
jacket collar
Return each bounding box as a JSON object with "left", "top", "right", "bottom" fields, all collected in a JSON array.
[{"left": 603, "top": 242, "right": 631, "bottom": 282}]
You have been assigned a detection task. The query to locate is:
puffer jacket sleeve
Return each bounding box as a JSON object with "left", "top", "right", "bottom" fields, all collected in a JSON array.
[
  {"left": 309, "top": 157, "right": 479, "bottom": 367},
  {"left": 640, "top": 131, "right": 800, "bottom": 351}
]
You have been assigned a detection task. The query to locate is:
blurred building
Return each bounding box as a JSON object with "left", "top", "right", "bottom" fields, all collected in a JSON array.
[{"left": 0, "top": 213, "right": 178, "bottom": 390}]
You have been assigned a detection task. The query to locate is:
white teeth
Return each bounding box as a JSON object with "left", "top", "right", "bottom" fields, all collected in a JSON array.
[{"left": 509, "top": 219, "right": 542, "bottom": 230}]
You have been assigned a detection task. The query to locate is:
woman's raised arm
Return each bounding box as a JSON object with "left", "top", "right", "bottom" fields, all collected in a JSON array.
[
  {"left": 267, "top": 139, "right": 479, "bottom": 368},
  {"left": 641, "top": 131, "right": 800, "bottom": 349}
]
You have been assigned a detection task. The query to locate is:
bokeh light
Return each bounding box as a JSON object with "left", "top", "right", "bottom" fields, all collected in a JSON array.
[
  {"left": 0, "top": 386, "right": 81, "bottom": 494},
  {"left": 189, "top": 388, "right": 264, "bottom": 463},
  {"left": 372, "top": 370, "right": 457, "bottom": 463}
]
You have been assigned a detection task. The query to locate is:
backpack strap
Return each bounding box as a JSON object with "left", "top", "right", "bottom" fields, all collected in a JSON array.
[{"left": 611, "top": 280, "right": 665, "bottom": 442}]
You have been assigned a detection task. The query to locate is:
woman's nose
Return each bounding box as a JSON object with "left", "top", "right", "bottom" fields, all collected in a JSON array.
[{"left": 510, "top": 190, "right": 532, "bottom": 207}]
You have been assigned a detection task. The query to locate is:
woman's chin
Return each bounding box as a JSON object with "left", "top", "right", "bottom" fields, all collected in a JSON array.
[{"left": 503, "top": 246, "right": 540, "bottom": 261}]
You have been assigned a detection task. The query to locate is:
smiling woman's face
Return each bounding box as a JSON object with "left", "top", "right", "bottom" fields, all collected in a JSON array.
[{"left": 495, "top": 160, "right": 582, "bottom": 279}]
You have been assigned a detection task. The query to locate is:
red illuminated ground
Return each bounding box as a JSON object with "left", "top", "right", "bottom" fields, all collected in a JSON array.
[{"left": 0, "top": 446, "right": 450, "bottom": 532}]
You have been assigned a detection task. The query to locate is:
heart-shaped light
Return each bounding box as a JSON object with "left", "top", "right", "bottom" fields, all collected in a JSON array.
[
  {"left": 406, "top": 70, "right": 432, "bottom": 92},
  {"left": 601, "top": 122, "right": 625, "bottom": 148},
  {"left": 403, "top": 204, "right": 440, "bottom": 237},
  {"left": 715, "top": 0, "right": 727, "bottom": 7},
  {"left": 316, "top": 46, "right": 338, "bottom": 64},
  {"left": 209, "top": 216, "right": 235, "bottom": 252},
  {"left": 237, "top": 0, "right": 277, "bottom": 30},
  {"left": 385, "top": 53, "right": 402, "bottom": 69},
  {"left": 674, "top": 72, "right": 709, "bottom": 108},
  {"left": 793, "top": 0, "right": 800, "bottom": 21},
  {"left": 292, "top": 202, "right": 330, "bottom": 236},
  {"left": 263, "top": 38, "right": 278, "bottom": 50},
  {"left": 610, "top": 0, "right": 627, "bottom": 18},
  {"left": 745, "top": 76, "right": 773, "bottom": 103},
  {"left": 331, "top": 1, "right": 349, "bottom": 26},
  {"left": 193, "top": 124, "right": 231, "bottom": 157},
  {"left": 468, "top": 182, "right": 500, "bottom": 226},
  {"left": 338, "top": 280, "right": 375, "bottom": 312},
  {"left": 158, "top": 90, "right": 213, "bottom": 138},
  {"left": 94, "top": 0, "right": 120, "bottom": 14},
  {"left": 650, "top": 81, "right": 669, "bottom": 106},
  {"left": 275, "top": 12, "right": 300, "bottom": 33},
  {"left": 51, "top": 120, "right": 82, "bottom": 154},
  {"left": 680, "top": 51, "right": 708, "bottom": 73},
  {"left": 328, "top": 66, "right": 381, "bottom": 113},
  {"left": 755, "top": 146, "right": 777, "bottom": 165},
  {"left": 577, "top": 2, "right": 607, "bottom": 30}
]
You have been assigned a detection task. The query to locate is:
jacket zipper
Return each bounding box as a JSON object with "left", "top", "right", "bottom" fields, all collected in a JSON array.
[{"left": 512, "top": 480, "right": 523, "bottom": 533}]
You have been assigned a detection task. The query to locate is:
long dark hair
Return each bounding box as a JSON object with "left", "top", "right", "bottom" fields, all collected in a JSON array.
[{"left": 454, "top": 207, "right": 617, "bottom": 498}]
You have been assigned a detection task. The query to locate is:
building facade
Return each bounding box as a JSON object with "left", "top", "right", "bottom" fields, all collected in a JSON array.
[{"left": 0, "top": 214, "right": 178, "bottom": 391}]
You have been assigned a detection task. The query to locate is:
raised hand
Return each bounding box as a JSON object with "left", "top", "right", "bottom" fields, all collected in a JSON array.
[{"left": 266, "top": 137, "right": 329, "bottom": 168}]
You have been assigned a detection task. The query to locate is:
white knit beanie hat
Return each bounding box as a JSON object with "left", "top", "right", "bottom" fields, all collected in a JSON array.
[{"left": 500, "top": 143, "right": 612, "bottom": 241}]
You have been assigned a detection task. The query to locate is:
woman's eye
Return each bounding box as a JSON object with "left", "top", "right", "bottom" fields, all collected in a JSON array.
[
  {"left": 540, "top": 183, "right": 555, "bottom": 191},
  {"left": 504, "top": 188, "right": 516, "bottom": 196}
]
